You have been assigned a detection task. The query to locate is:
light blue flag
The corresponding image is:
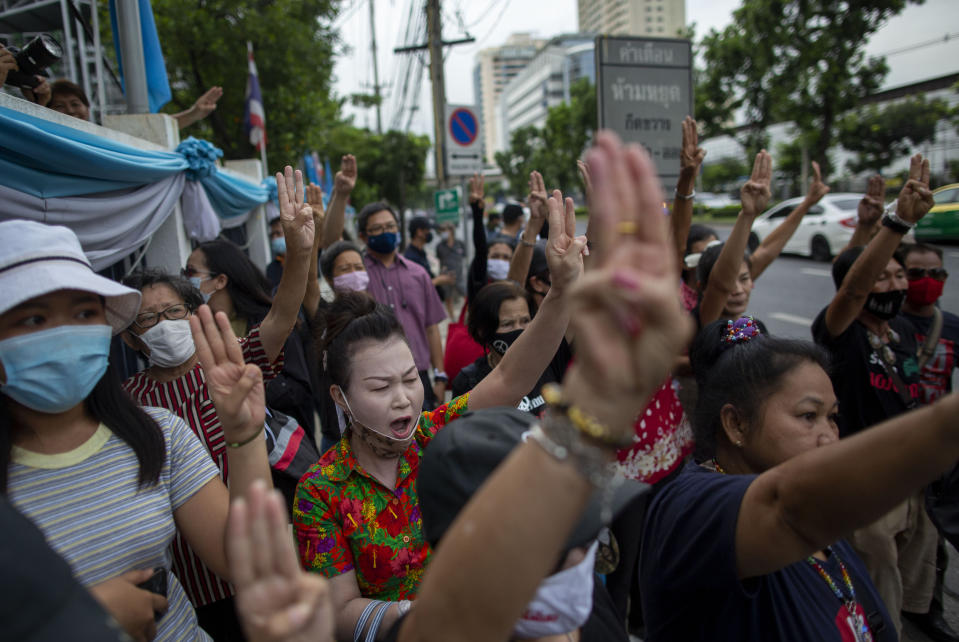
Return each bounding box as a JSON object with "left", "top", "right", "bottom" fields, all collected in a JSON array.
[{"left": 109, "top": 0, "right": 172, "bottom": 113}]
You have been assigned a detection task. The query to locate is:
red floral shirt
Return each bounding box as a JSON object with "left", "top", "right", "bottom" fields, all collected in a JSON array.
[{"left": 294, "top": 393, "right": 470, "bottom": 600}]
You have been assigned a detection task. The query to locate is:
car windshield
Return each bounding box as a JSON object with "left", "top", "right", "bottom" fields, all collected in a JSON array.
[
  {"left": 934, "top": 189, "right": 958, "bottom": 205},
  {"left": 831, "top": 198, "right": 861, "bottom": 211}
]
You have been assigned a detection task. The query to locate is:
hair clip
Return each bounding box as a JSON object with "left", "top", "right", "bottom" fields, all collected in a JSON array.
[{"left": 722, "top": 316, "right": 761, "bottom": 346}]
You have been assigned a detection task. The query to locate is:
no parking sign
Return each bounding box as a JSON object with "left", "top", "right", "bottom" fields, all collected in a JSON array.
[{"left": 444, "top": 104, "right": 482, "bottom": 176}]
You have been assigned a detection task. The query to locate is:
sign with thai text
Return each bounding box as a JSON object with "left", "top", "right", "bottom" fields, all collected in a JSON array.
[{"left": 596, "top": 36, "right": 693, "bottom": 186}]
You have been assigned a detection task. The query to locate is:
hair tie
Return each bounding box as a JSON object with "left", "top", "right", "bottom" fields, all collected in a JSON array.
[{"left": 722, "top": 316, "right": 761, "bottom": 346}]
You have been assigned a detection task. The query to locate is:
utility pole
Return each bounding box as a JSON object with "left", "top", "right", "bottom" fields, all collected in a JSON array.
[
  {"left": 393, "top": 1, "right": 474, "bottom": 189},
  {"left": 369, "top": 0, "right": 383, "bottom": 134},
  {"left": 426, "top": 0, "right": 447, "bottom": 188}
]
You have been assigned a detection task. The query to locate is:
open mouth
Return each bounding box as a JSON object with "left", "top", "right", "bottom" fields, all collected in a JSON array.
[{"left": 390, "top": 416, "right": 414, "bottom": 439}]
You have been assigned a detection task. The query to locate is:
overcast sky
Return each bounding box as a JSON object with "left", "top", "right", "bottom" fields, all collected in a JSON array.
[{"left": 332, "top": 0, "right": 959, "bottom": 139}]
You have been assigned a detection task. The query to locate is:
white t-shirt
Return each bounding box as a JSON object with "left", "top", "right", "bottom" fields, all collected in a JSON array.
[{"left": 8, "top": 407, "right": 218, "bottom": 641}]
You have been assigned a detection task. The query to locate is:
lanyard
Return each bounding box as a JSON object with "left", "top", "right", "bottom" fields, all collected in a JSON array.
[{"left": 805, "top": 547, "right": 873, "bottom": 642}]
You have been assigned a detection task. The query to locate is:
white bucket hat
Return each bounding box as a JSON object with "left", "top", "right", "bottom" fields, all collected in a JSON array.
[{"left": 0, "top": 220, "right": 141, "bottom": 334}]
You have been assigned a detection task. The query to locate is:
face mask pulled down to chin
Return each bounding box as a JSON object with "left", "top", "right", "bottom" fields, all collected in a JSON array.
[{"left": 337, "top": 386, "right": 417, "bottom": 458}]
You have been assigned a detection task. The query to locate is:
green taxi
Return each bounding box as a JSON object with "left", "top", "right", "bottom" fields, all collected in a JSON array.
[{"left": 915, "top": 183, "right": 959, "bottom": 241}]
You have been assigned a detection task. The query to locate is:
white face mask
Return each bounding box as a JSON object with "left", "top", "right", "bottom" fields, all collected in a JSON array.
[
  {"left": 512, "top": 541, "right": 597, "bottom": 639},
  {"left": 336, "top": 387, "right": 418, "bottom": 458},
  {"left": 487, "top": 258, "right": 510, "bottom": 281},
  {"left": 139, "top": 319, "right": 196, "bottom": 368}
]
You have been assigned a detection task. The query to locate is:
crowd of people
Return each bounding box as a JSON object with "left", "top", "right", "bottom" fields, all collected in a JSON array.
[{"left": 2, "top": 55, "right": 959, "bottom": 642}]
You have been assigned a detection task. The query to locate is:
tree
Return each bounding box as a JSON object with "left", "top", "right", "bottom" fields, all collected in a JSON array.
[
  {"left": 697, "top": 0, "right": 920, "bottom": 177},
  {"left": 141, "top": 0, "right": 343, "bottom": 168},
  {"left": 838, "top": 96, "right": 951, "bottom": 174},
  {"left": 701, "top": 157, "right": 748, "bottom": 192},
  {"left": 494, "top": 79, "right": 597, "bottom": 197}
]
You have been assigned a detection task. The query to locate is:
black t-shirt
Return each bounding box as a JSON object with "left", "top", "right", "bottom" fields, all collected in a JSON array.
[
  {"left": 380, "top": 579, "right": 628, "bottom": 642},
  {"left": 450, "top": 339, "right": 572, "bottom": 416},
  {"left": 640, "top": 462, "right": 895, "bottom": 642},
  {"left": 812, "top": 308, "right": 921, "bottom": 437},
  {"left": 403, "top": 245, "right": 434, "bottom": 278},
  {"left": 0, "top": 497, "right": 126, "bottom": 642},
  {"left": 902, "top": 309, "right": 959, "bottom": 404}
]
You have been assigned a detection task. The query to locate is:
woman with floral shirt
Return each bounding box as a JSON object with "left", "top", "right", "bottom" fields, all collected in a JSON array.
[{"left": 294, "top": 184, "right": 588, "bottom": 640}]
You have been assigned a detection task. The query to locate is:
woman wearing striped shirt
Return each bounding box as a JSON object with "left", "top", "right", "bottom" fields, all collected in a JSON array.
[{"left": 0, "top": 219, "right": 275, "bottom": 641}]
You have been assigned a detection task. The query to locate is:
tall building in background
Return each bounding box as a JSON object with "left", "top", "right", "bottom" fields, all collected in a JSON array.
[
  {"left": 578, "top": 0, "right": 686, "bottom": 37},
  {"left": 474, "top": 33, "right": 546, "bottom": 165},
  {"left": 497, "top": 34, "right": 596, "bottom": 155}
]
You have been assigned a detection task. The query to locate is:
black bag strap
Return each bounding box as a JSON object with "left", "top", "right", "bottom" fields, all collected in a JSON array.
[{"left": 917, "top": 308, "right": 943, "bottom": 371}]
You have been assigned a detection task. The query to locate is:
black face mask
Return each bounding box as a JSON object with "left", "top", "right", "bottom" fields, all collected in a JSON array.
[
  {"left": 489, "top": 328, "right": 524, "bottom": 356},
  {"left": 425, "top": 231, "right": 434, "bottom": 243},
  {"left": 864, "top": 289, "right": 906, "bottom": 320}
]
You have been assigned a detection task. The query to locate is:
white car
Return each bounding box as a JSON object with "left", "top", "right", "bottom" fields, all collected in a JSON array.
[
  {"left": 749, "top": 193, "right": 864, "bottom": 262},
  {"left": 696, "top": 191, "right": 738, "bottom": 209}
]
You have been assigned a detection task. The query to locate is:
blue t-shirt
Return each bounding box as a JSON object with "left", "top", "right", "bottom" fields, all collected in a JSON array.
[{"left": 640, "top": 462, "right": 895, "bottom": 642}]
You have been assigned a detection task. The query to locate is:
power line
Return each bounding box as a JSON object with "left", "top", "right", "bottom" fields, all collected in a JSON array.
[
  {"left": 875, "top": 32, "right": 959, "bottom": 58},
  {"left": 474, "top": 0, "right": 511, "bottom": 48}
]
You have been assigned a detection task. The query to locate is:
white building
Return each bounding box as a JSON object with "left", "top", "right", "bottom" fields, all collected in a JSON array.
[
  {"left": 496, "top": 35, "right": 596, "bottom": 153},
  {"left": 473, "top": 33, "right": 546, "bottom": 165},
  {"left": 578, "top": 0, "right": 686, "bottom": 38}
]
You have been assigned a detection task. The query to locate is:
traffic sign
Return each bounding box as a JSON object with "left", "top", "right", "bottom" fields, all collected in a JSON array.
[
  {"left": 434, "top": 187, "right": 461, "bottom": 224},
  {"left": 445, "top": 103, "right": 482, "bottom": 176}
]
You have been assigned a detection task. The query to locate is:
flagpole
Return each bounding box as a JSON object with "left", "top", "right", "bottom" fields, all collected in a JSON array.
[{"left": 260, "top": 145, "right": 268, "bottom": 178}]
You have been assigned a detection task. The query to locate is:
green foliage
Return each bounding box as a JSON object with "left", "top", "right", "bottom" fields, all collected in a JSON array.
[
  {"left": 495, "top": 79, "right": 597, "bottom": 198},
  {"left": 146, "top": 0, "right": 343, "bottom": 169},
  {"left": 701, "top": 157, "right": 747, "bottom": 192},
  {"left": 838, "top": 96, "right": 950, "bottom": 174},
  {"left": 696, "top": 0, "right": 918, "bottom": 176}
]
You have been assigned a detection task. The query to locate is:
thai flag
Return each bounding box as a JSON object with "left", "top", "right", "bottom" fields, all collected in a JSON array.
[{"left": 244, "top": 41, "right": 267, "bottom": 151}]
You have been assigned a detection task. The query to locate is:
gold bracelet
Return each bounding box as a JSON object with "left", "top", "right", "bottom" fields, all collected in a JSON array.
[
  {"left": 541, "top": 383, "right": 633, "bottom": 449},
  {"left": 226, "top": 427, "right": 264, "bottom": 449}
]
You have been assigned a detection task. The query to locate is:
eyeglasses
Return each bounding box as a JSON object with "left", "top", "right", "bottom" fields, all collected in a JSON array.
[
  {"left": 181, "top": 266, "right": 216, "bottom": 279},
  {"left": 906, "top": 267, "right": 948, "bottom": 281},
  {"left": 366, "top": 222, "right": 398, "bottom": 236},
  {"left": 134, "top": 304, "right": 190, "bottom": 329}
]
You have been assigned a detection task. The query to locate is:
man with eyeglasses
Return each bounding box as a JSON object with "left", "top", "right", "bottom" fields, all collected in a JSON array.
[
  {"left": 358, "top": 202, "right": 448, "bottom": 410},
  {"left": 899, "top": 243, "right": 958, "bottom": 404}
]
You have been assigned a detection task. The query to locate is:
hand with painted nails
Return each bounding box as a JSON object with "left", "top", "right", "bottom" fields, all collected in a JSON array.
[{"left": 560, "top": 131, "right": 693, "bottom": 436}]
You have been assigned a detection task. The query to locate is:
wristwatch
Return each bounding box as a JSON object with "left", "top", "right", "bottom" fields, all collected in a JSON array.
[
  {"left": 433, "top": 368, "right": 448, "bottom": 382},
  {"left": 881, "top": 211, "right": 913, "bottom": 235}
]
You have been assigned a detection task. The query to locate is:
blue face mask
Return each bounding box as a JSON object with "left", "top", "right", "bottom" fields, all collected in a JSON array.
[
  {"left": 270, "top": 237, "right": 286, "bottom": 257},
  {"left": 0, "top": 324, "right": 112, "bottom": 413},
  {"left": 366, "top": 231, "right": 399, "bottom": 254},
  {"left": 189, "top": 276, "right": 213, "bottom": 303}
]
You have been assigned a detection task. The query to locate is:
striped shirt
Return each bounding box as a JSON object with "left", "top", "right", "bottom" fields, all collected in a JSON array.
[
  {"left": 123, "top": 325, "right": 283, "bottom": 606},
  {"left": 8, "top": 407, "right": 218, "bottom": 642}
]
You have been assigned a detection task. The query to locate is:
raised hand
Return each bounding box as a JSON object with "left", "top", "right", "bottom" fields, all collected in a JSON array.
[
  {"left": 23, "top": 76, "right": 51, "bottom": 106},
  {"left": 333, "top": 154, "right": 357, "bottom": 194},
  {"left": 858, "top": 174, "right": 885, "bottom": 227},
  {"left": 468, "top": 172, "right": 485, "bottom": 206},
  {"left": 192, "top": 86, "right": 223, "bottom": 119},
  {"left": 895, "top": 153, "right": 934, "bottom": 225},
  {"left": 276, "top": 166, "right": 315, "bottom": 254},
  {"left": 229, "top": 481, "right": 334, "bottom": 642},
  {"left": 544, "top": 190, "right": 588, "bottom": 294},
  {"left": 190, "top": 305, "right": 265, "bottom": 444},
  {"left": 305, "top": 184, "right": 324, "bottom": 212},
  {"left": 740, "top": 150, "right": 772, "bottom": 217},
  {"left": 577, "top": 160, "right": 593, "bottom": 203},
  {"left": 679, "top": 116, "right": 706, "bottom": 177},
  {"left": 562, "top": 131, "right": 693, "bottom": 436},
  {"left": 527, "top": 171, "right": 549, "bottom": 224},
  {"left": 804, "top": 161, "right": 830, "bottom": 204}
]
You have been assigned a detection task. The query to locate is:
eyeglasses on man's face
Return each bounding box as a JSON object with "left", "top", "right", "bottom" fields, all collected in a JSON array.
[
  {"left": 906, "top": 267, "right": 948, "bottom": 281},
  {"left": 366, "top": 222, "right": 398, "bottom": 236},
  {"left": 134, "top": 304, "right": 190, "bottom": 329}
]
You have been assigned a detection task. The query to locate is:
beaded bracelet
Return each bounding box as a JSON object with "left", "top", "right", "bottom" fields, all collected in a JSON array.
[
  {"left": 226, "top": 427, "right": 264, "bottom": 449},
  {"left": 541, "top": 383, "right": 633, "bottom": 449}
]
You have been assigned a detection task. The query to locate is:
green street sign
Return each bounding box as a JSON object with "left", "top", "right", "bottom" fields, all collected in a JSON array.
[{"left": 434, "top": 188, "right": 461, "bottom": 224}]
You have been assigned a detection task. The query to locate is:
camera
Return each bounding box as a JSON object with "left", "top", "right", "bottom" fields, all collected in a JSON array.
[{"left": 3, "top": 34, "right": 62, "bottom": 89}]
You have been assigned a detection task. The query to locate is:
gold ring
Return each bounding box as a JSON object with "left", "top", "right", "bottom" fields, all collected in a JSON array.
[{"left": 616, "top": 221, "right": 639, "bottom": 235}]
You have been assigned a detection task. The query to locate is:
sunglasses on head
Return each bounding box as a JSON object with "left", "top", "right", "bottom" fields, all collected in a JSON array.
[{"left": 906, "top": 267, "right": 948, "bottom": 281}]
